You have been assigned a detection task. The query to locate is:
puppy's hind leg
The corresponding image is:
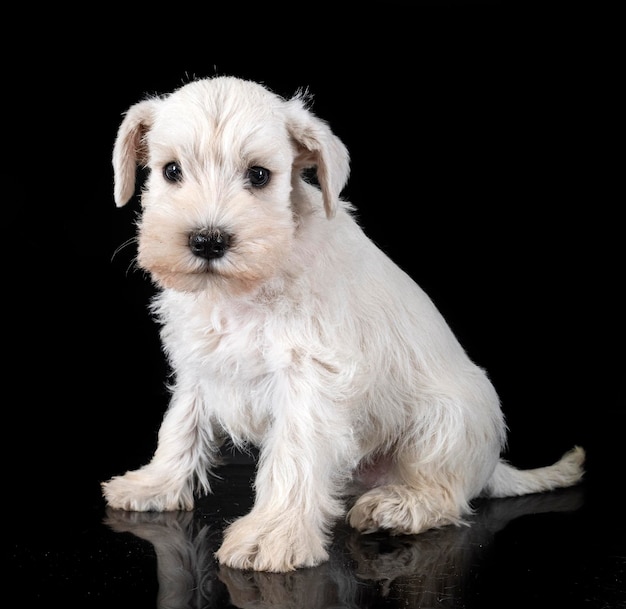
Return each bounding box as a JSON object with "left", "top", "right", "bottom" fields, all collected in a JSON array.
[
  {"left": 347, "top": 470, "right": 468, "bottom": 537},
  {"left": 347, "top": 446, "right": 586, "bottom": 536},
  {"left": 102, "top": 386, "right": 219, "bottom": 511}
]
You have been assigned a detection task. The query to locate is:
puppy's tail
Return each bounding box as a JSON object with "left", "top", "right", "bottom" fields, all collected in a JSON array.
[{"left": 483, "top": 446, "right": 585, "bottom": 499}]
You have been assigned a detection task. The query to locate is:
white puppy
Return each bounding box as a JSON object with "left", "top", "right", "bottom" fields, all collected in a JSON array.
[{"left": 103, "top": 76, "right": 585, "bottom": 572}]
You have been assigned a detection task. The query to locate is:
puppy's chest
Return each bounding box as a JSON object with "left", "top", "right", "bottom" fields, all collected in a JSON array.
[{"left": 163, "top": 298, "right": 293, "bottom": 382}]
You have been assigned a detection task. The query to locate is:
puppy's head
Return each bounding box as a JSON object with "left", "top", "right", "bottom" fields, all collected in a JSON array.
[{"left": 112, "top": 76, "right": 350, "bottom": 295}]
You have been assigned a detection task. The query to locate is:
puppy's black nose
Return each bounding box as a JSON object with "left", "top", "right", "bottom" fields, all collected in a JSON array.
[{"left": 188, "top": 229, "right": 231, "bottom": 260}]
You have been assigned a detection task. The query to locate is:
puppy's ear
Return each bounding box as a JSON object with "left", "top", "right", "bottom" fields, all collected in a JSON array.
[
  {"left": 112, "top": 99, "right": 158, "bottom": 207},
  {"left": 284, "top": 96, "right": 350, "bottom": 219}
]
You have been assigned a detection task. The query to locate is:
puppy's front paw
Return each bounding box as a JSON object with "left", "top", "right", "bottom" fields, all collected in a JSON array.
[
  {"left": 215, "top": 512, "right": 329, "bottom": 572},
  {"left": 101, "top": 469, "right": 194, "bottom": 512}
]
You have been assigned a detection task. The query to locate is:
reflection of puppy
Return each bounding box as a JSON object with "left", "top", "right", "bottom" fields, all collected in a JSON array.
[
  {"left": 102, "top": 75, "right": 585, "bottom": 572},
  {"left": 104, "top": 510, "right": 221, "bottom": 608},
  {"left": 347, "top": 486, "right": 586, "bottom": 603},
  {"left": 218, "top": 564, "right": 351, "bottom": 609},
  {"left": 105, "top": 487, "right": 585, "bottom": 609}
]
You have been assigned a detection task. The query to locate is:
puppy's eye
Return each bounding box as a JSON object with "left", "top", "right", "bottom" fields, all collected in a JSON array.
[
  {"left": 247, "top": 166, "right": 271, "bottom": 188},
  {"left": 163, "top": 161, "right": 183, "bottom": 183}
]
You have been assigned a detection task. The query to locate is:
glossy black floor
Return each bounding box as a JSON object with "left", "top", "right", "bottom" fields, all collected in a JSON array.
[
  {"left": 12, "top": 12, "right": 623, "bottom": 609},
  {"left": 9, "top": 445, "right": 624, "bottom": 608}
]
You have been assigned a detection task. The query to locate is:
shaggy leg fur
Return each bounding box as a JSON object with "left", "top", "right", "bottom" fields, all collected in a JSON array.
[
  {"left": 348, "top": 447, "right": 586, "bottom": 536},
  {"left": 348, "top": 483, "right": 466, "bottom": 535},
  {"left": 215, "top": 378, "right": 355, "bottom": 572},
  {"left": 102, "top": 389, "right": 219, "bottom": 511}
]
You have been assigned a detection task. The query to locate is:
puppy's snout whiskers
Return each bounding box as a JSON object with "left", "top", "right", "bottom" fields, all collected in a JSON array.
[
  {"left": 188, "top": 228, "right": 231, "bottom": 261},
  {"left": 111, "top": 236, "right": 140, "bottom": 277}
]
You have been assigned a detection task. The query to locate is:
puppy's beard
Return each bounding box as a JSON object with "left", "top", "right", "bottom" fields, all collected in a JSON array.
[
  {"left": 136, "top": 223, "right": 295, "bottom": 296},
  {"left": 137, "top": 238, "right": 261, "bottom": 294},
  {"left": 140, "top": 254, "right": 270, "bottom": 295},
  {"left": 134, "top": 184, "right": 297, "bottom": 295}
]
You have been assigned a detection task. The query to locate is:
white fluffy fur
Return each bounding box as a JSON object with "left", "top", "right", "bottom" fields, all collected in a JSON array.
[{"left": 102, "top": 76, "right": 585, "bottom": 572}]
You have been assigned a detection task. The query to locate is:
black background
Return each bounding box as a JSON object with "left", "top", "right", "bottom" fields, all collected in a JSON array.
[{"left": 9, "top": 6, "right": 623, "bottom": 607}]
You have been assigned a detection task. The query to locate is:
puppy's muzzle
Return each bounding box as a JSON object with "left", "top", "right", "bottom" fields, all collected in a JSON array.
[{"left": 188, "top": 228, "right": 231, "bottom": 261}]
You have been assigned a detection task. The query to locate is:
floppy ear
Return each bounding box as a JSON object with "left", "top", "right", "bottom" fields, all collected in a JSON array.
[
  {"left": 112, "top": 99, "right": 158, "bottom": 207},
  {"left": 284, "top": 96, "right": 350, "bottom": 219}
]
